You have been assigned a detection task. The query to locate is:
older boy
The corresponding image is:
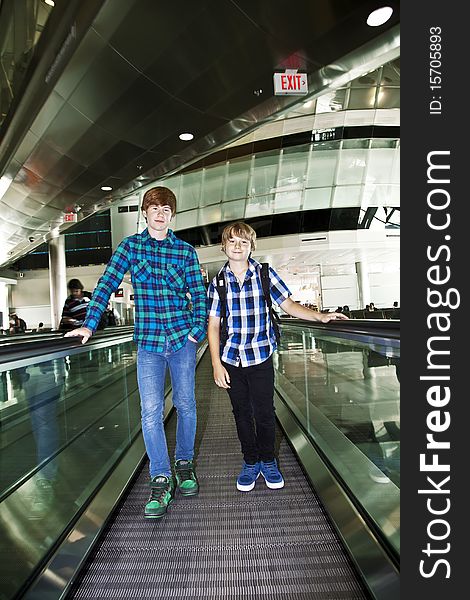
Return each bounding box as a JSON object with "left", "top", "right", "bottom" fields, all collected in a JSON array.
[
  {"left": 66, "top": 187, "right": 207, "bottom": 518},
  {"left": 207, "top": 222, "right": 347, "bottom": 491}
]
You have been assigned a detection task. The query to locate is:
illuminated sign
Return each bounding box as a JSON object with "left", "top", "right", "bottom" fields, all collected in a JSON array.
[
  {"left": 63, "top": 212, "right": 77, "bottom": 223},
  {"left": 312, "top": 128, "right": 338, "bottom": 142},
  {"left": 273, "top": 70, "right": 308, "bottom": 95}
]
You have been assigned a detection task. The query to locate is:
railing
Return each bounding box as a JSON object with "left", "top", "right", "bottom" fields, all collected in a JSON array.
[{"left": 275, "top": 319, "right": 400, "bottom": 561}]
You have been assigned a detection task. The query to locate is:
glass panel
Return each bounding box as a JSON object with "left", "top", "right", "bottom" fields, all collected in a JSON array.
[
  {"left": 276, "top": 145, "right": 309, "bottom": 191},
  {"left": 173, "top": 208, "right": 198, "bottom": 231},
  {"left": 200, "top": 164, "right": 226, "bottom": 207},
  {"left": 353, "top": 69, "right": 380, "bottom": 87},
  {"left": 273, "top": 190, "right": 302, "bottom": 213},
  {"left": 274, "top": 325, "right": 400, "bottom": 555},
  {"left": 365, "top": 148, "right": 397, "bottom": 184},
  {"left": 221, "top": 198, "right": 246, "bottom": 221},
  {"left": 245, "top": 194, "right": 275, "bottom": 218},
  {"left": 306, "top": 147, "right": 338, "bottom": 188},
  {"left": 315, "top": 89, "right": 347, "bottom": 113},
  {"left": 198, "top": 204, "right": 222, "bottom": 226},
  {"left": 225, "top": 158, "right": 250, "bottom": 201},
  {"left": 335, "top": 148, "right": 367, "bottom": 185},
  {"left": 332, "top": 185, "right": 363, "bottom": 207},
  {"left": 348, "top": 87, "right": 376, "bottom": 110},
  {"left": 163, "top": 174, "right": 181, "bottom": 198},
  {"left": 251, "top": 151, "right": 279, "bottom": 196},
  {"left": 303, "top": 187, "right": 332, "bottom": 209},
  {"left": 363, "top": 183, "right": 400, "bottom": 207},
  {"left": 381, "top": 60, "right": 400, "bottom": 85},
  {"left": 0, "top": 338, "right": 151, "bottom": 599},
  {"left": 179, "top": 171, "right": 202, "bottom": 211},
  {"left": 377, "top": 87, "right": 400, "bottom": 109}
]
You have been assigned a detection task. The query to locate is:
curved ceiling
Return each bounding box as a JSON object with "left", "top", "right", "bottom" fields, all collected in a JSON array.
[{"left": 0, "top": 0, "right": 400, "bottom": 268}]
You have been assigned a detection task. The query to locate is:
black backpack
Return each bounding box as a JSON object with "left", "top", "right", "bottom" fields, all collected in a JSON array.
[{"left": 215, "top": 262, "right": 281, "bottom": 347}]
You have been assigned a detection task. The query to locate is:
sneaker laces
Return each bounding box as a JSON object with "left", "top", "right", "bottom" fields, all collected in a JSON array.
[
  {"left": 241, "top": 462, "right": 259, "bottom": 475},
  {"left": 262, "top": 460, "right": 278, "bottom": 476},
  {"left": 175, "top": 460, "right": 194, "bottom": 482},
  {"left": 149, "top": 476, "right": 170, "bottom": 503}
]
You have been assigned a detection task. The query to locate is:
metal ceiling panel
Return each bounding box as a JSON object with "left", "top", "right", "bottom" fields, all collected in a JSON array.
[{"left": 0, "top": 0, "right": 400, "bottom": 267}]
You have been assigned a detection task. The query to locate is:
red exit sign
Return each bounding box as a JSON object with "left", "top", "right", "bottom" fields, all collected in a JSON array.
[
  {"left": 63, "top": 213, "right": 77, "bottom": 223},
  {"left": 273, "top": 70, "right": 308, "bottom": 96}
]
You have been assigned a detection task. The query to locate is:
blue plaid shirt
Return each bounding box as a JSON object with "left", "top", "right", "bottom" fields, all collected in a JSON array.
[
  {"left": 207, "top": 258, "right": 291, "bottom": 367},
  {"left": 84, "top": 228, "right": 207, "bottom": 352}
]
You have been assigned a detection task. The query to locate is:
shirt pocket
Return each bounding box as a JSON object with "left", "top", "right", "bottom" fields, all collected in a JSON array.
[
  {"left": 166, "top": 265, "right": 185, "bottom": 291},
  {"left": 132, "top": 260, "right": 154, "bottom": 283}
]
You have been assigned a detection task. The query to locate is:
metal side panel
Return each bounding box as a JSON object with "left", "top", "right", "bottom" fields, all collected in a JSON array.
[
  {"left": 274, "top": 394, "right": 399, "bottom": 600},
  {"left": 65, "top": 352, "right": 370, "bottom": 600}
]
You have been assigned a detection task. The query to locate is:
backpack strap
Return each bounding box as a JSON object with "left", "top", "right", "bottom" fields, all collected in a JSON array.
[
  {"left": 215, "top": 264, "right": 229, "bottom": 346},
  {"left": 260, "top": 263, "right": 281, "bottom": 345}
]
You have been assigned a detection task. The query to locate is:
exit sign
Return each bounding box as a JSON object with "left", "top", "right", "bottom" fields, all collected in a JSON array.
[
  {"left": 273, "top": 70, "right": 308, "bottom": 96},
  {"left": 63, "top": 213, "right": 77, "bottom": 223}
]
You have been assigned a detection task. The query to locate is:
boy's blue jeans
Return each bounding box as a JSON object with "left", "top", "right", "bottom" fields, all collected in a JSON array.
[{"left": 137, "top": 339, "right": 197, "bottom": 478}]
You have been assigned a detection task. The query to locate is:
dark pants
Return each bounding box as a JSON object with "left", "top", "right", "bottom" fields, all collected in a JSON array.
[{"left": 223, "top": 356, "right": 275, "bottom": 464}]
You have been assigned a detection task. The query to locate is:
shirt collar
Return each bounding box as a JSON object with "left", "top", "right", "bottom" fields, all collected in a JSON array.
[
  {"left": 224, "top": 257, "right": 260, "bottom": 281},
  {"left": 141, "top": 228, "right": 175, "bottom": 245}
]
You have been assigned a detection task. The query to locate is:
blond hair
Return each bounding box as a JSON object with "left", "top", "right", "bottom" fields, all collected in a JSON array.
[{"left": 221, "top": 222, "right": 256, "bottom": 251}]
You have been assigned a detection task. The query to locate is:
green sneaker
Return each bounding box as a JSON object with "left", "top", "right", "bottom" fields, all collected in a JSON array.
[
  {"left": 144, "top": 475, "right": 175, "bottom": 519},
  {"left": 174, "top": 459, "right": 199, "bottom": 496}
]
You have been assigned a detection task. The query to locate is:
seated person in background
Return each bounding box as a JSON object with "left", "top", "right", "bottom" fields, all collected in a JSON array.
[
  {"left": 365, "top": 304, "right": 370, "bottom": 312},
  {"left": 59, "top": 279, "right": 91, "bottom": 331},
  {"left": 9, "top": 313, "right": 27, "bottom": 334},
  {"left": 369, "top": 302, "right": 376, "bottom": 311},
  {"left": 336, "top": 306, "right": 343, "bottom": 313}
]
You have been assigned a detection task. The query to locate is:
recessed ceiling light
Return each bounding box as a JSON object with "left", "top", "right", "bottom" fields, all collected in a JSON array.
[
  {"left": 101, "top": 186, "right": 113, "bottom": 191},
  {"left": 44, "top": 0, "right": 55, "bottom": 6},
  {"left": 179, "top": 132, "right": 194, "bottom": 141},
  {"left": 367, "top": 7, "right": 393, "bottom": 27}
]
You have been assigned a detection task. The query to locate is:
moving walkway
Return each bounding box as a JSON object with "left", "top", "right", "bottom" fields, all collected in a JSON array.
[{"left": 0, "top": 322, "right": 399, "bottom": 599}]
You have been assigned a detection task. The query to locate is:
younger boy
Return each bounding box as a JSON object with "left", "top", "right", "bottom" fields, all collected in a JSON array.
[{"left": 207, "top": 222, "right": 347, "bottom": 492}]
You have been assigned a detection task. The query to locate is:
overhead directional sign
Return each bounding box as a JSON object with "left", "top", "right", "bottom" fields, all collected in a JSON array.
[{"left": 273, "top": 70, "right": 308, "bottom": 95}]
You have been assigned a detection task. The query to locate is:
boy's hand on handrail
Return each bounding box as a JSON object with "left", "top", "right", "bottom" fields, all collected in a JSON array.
[
  {"left": 319, "top": 312, "right": 349, "bottom": 323},
  {"left": 64, "top": 326, "right": 93, "bottom": 344}
]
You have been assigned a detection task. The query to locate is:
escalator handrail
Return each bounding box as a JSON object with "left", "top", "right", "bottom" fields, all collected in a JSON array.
[
  {"left": 0, "top": 327, "right": 135, "bottom": 368},
  {"left": 279, "top": 317, "right": 400, "bottom": 341}
]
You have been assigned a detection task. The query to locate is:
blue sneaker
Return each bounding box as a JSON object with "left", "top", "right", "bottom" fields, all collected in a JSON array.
[
  {"left": 260, "top": 459, "right": 284, "bottom": 489},
  {"left": 236, "top": 462, "right": 261, "bottom": 492}
]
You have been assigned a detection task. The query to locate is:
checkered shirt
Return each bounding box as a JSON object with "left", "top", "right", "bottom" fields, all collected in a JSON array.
[
  {"left": 84, "top": 228, "right": 207, "bottom": 352},
  {"left": 207, "top": 258, "right": 291, "bottom": 367}
]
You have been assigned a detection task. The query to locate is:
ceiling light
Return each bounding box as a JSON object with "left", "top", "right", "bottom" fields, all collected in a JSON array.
[
  {"left": 44, "top": 0, "right": 55, "bottom": 6},
  {"left": 367, "top": 7, "right": 393, "bottom": 27},
  {"left": 101, "top": 185, "right": 113, "bottom": 191},
  {"left": 179, "top": 132, "right": 194, "bottom": 141}
]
